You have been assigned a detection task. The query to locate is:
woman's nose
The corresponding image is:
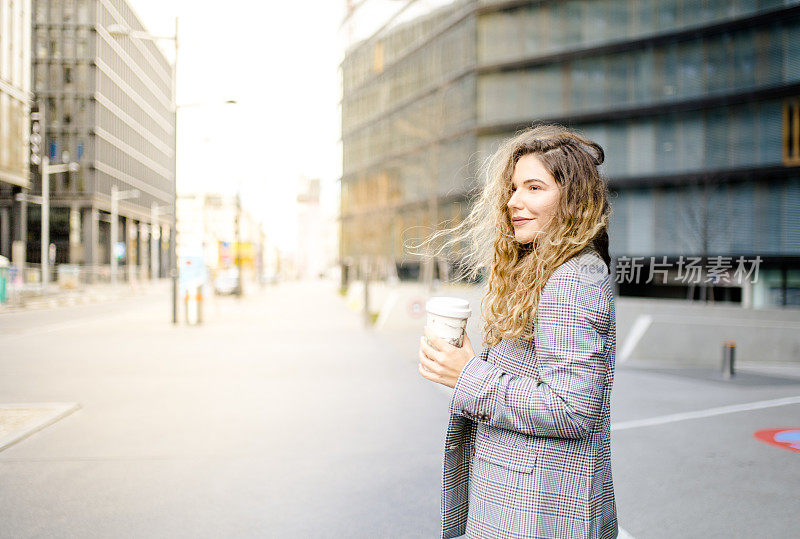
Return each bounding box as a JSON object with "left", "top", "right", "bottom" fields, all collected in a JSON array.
[{"left": 507, "top": 191, "right": 522, "bottom": 210}]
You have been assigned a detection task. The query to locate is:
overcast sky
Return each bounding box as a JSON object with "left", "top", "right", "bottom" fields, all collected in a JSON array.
[{"left": 131, "top": 0, "right": 346, "bottom": 252}]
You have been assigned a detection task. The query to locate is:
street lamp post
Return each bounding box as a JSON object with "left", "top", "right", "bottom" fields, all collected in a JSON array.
[
  {"left": 170, "top": 19, "right": 179, "bottom": 324},
  {"left": 108, "top": 21, "right": 179, "bottom": 323},
  {"left": 150, "top": 203, "right": 168, "bottom": 280},
  {"left": 15, "top": 157, "right": 79, "bottom": 292},
  {"left": 34, "top": 157, "right": 79, "bottom": 291}
]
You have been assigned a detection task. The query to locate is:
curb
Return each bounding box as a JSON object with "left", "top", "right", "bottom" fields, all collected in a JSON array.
[{"left": 0, "top": 402, "right": 81, "bottom": 452}]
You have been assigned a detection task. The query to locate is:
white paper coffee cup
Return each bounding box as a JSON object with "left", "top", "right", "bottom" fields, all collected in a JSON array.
[{"left": 425, "top": 297, "right": 471, "bottom": 348}]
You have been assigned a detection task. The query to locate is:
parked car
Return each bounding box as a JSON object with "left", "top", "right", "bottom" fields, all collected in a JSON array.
[{"left": 214, "top": 269, "right": 240, "bottom": 295}]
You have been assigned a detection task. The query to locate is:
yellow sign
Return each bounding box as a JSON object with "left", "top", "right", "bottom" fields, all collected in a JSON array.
[{"left": 219, "top": 241, "right": 256, "bottom": 268}]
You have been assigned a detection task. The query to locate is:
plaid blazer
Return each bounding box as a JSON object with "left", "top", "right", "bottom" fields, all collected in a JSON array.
[{"left": 441, "top": 248, "right": 617, "bottom": 539}]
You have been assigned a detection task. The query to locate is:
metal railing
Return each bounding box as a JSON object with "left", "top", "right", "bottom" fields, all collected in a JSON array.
[{"left": 0, "top": 263, "right": 165, "bottom": 306}]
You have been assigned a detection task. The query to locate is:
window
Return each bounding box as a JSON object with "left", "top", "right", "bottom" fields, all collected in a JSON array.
[
  {"left": 655, "top": 114, "right": 677, "bottom": 173},
  {"left": 632, "top": 0, "right": 656, "bottom": 36},
  {"left": 77, "top": 0, "right": 90, "bottom": 24},
  {"left": 679, "top": 115, "right": 704, "bottom": 172},
  {"left": 35, "top": 64, "right": 47, "bottom": 92},
  {"left": 786, "top": 20, "right": 800, "bottom": 83},
  {"left": 76, "top": 64, "right": 87, "bottom": 92},
  {"left": 656, "top": 0, "right": 679, "bottom": 31},
  {"left": 732, "top": 29, "right": 756, "bottom": 89},
  {"left": 759, "top": 100, "right": 782, "bottom": 165},
  {"left": 784, "top": 98, "right": 800, "bottom": 166},
  {"left": 705, "top": 107, "right": 728, "bottom": 169},
  {"left": 36, "top": 28, "right": 48, "bottom": 58},
  {"left": 34, "top": 2, "right": 47, "bottom": 23},
  {"left": 731, "top": 102, "right": 756, "bottom": 167},
  {"left": 677, "top": 39, "right": 704, "bottom": 97},
  {"left": 705, "top": 34, "right": 730, "bottom": 94},
  {"left": 606, "top": 53, "right": 630, "bottom": 107}
]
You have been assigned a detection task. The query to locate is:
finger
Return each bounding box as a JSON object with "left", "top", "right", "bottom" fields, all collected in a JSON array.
[
  {"left": 424, "top": 327, "right": 454, "bottom": 352},
  {"left": 418, "top": 362, "right": 439, "bottom": 382},
  {"left": 422, "top": 327, "right": 438, "bottom": 350},
  {"left": 419, "top": 348, "right": 441, "bottom": 374},
  {"left": 418, "top": 360, "right": 434, "bottom": 376},
  {"left": 420, "top": 336, "right": 440, "bottom": 359}
]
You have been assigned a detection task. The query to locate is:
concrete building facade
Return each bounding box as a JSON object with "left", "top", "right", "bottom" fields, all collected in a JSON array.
[
  {"left": 0, "top": 0, "right": 31, "bottom": 263},
  {"left": 296, "top": 177, "right": 327, "bottom": 280},
  {"left": 341, "top": 0, "right": 800, "bottom": 308},
  {"left": 0, "top": 0, "right": 175, "bottom": 282}
]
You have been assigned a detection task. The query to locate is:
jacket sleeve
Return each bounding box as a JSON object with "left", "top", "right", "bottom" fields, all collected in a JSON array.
[{"left": 448, "top": 268, "right": 612, "bottom": 439}]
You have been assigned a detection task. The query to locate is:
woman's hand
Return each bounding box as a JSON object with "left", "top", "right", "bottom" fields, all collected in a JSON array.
[{"left": 418, "top": 327, "right": 476, "bottom": 388}]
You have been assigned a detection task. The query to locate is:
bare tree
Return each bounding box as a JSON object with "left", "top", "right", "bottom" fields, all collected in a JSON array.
[{"left": 678, "top": 175, "right": 734, "bottom": 302}]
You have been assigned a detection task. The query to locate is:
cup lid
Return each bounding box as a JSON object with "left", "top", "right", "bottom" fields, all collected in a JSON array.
[{"left": 426, "top": 296, "right": 471, "bottom": 319}]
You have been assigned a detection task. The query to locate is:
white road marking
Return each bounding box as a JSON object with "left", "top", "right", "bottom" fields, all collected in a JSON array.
[
  {"left": 619, "top": 314, "right": 652, "bottom": 364},
  {"left": 612, "top": 395, "right": 800, "bottom": 431}
]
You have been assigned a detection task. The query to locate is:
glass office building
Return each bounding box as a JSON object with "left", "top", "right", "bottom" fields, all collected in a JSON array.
[
  {"left": 341, "top": 0, "right": 800, "bottom": 307},
  {"left": 1, "top": 0, "right": 175, "bottom": 280}
]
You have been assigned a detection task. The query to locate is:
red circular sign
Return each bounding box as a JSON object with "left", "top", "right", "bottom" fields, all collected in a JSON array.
[
  {"left": 408, "top": 298, "right": 425, "bottom": 319},
  {"left": 753, "top": 428, "right": 800, "bottom": 453}
]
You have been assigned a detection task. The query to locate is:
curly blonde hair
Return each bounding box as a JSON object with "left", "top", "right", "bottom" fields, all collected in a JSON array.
[{"left": 409, "top": 124, "right": 612, "bottom": 347}]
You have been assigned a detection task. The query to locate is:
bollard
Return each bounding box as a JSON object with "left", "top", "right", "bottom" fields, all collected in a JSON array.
[
  {"left": 185, "top": 285, "right": 200, "bottom": 326},
  {"left": 196, "top": 286, "right": 203, "bottom": 325},
  {"left": 184, "top": 290, "right": 192, "bottom": 325},
  {"left": 722, "top": 340, "right": 736, "bottom": 380}
]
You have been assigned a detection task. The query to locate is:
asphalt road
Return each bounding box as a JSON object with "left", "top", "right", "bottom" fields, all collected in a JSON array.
[{"left": 0, "top": 280, "right": 798, "bottom": 538}]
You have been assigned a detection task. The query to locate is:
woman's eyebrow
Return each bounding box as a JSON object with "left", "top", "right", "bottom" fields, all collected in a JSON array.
[{"left": 512, "top": 178, "right": 547, "bottom": 188}]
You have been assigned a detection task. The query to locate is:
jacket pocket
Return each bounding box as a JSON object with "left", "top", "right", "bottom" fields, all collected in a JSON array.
[{"left": 474, "top": 424, "right": 537, "bottom": 473}]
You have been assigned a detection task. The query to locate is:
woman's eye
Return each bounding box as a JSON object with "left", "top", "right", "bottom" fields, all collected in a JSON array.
[{"left": 529, "top": 185, "right": 539, "bottom": 191}]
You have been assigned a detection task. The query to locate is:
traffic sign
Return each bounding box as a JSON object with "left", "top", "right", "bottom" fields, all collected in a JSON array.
[
  {"left": 30, "top": 107, "right": 42, "bottom": 166},
  {"left": 407, "top": 298, "right": 425, "bottom": 318}
]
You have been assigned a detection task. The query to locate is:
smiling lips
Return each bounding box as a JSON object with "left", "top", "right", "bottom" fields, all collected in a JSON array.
[{"left": 512, "top": 217, "right": 533, "bottom": 227}]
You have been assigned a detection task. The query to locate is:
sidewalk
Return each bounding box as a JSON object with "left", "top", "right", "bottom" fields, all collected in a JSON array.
[
  {"left": 0, "top": 403, "right": 80, "bottom": 452},
  {"left": 0, "top": 278, "right": 171, "bottom": 312}
]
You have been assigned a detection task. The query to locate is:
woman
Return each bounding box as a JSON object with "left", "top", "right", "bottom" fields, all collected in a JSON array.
[{"left": 417, "top": 125, "right": 617, "bottom": 538}]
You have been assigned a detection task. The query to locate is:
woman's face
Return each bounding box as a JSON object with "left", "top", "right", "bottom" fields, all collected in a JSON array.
[{"left": 507, "top": 153, "right": 561, "bottom": 245}]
